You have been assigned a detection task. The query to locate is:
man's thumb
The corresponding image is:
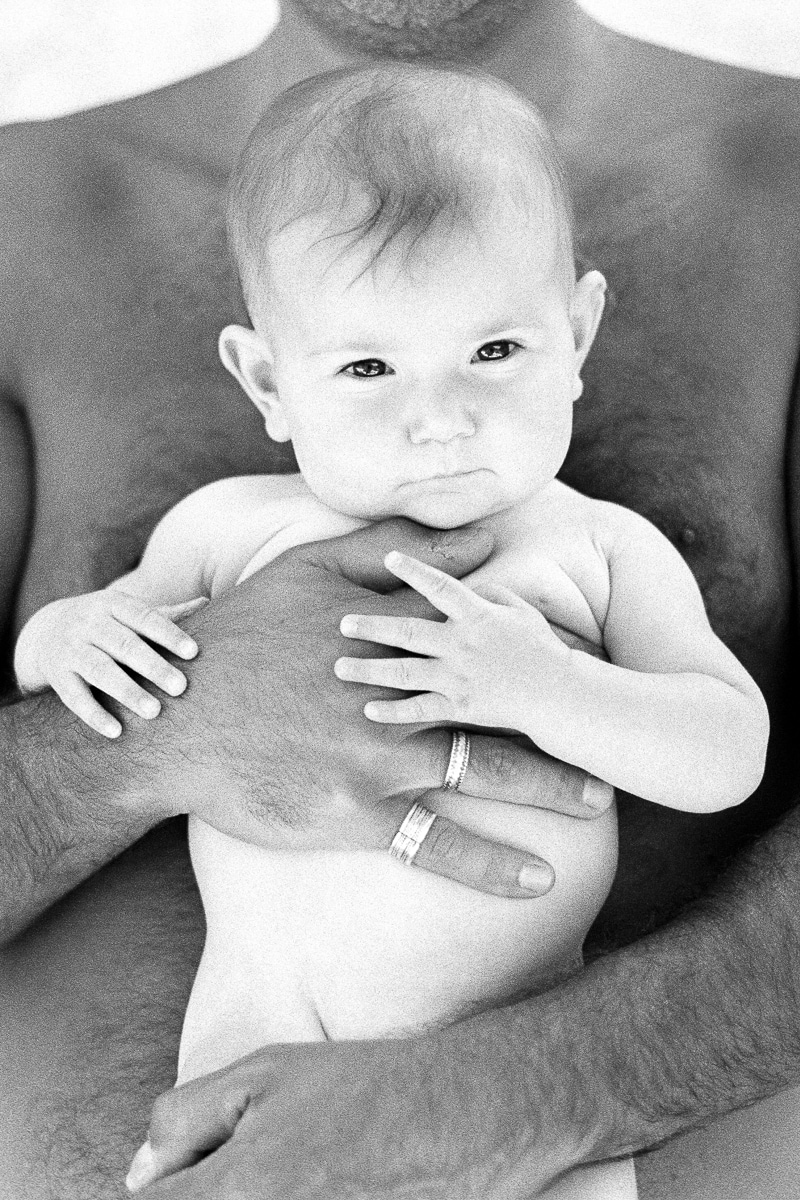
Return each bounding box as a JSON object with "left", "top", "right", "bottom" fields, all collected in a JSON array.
[{"left": 302, "top": 518, "right": 494, "bottom": 592}]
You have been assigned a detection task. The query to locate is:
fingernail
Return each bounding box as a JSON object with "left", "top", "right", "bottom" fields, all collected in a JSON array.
[
  {"left": 125, "top": 1141, "right": 156, "bottom": 1192},
  {"left": 582, "top": 775, "right": 613, "bottom": 811},
  {"left": 518, "top": 862, "right": 555, "bottom": 895},
  {"left": 179, "top": 639, "right": 197, "bottom": 658},
  {"left": 166, "top": 674, "right": 186, "bottom": 696},
  {"left": 142, "top": 697, "right": 161, "bottom": 718},
  {"left": 385, "top": 551, "right": 402, "bottom": 568},
  {"left": 339, "top": 617, "right": 356, "bottom": 636}
]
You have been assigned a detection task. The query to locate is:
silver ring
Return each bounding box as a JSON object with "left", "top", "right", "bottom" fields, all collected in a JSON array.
[
  {"left": 443, "top": 730, "right": 470, "bottom": 792},
  {"left": 389, "top": 801, "right": 437, "bottom": 867}
]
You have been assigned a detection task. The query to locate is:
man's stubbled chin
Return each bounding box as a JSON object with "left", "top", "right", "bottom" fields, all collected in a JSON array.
[{"left": 294, "top": 0, "right": 527, "bottom": 58}]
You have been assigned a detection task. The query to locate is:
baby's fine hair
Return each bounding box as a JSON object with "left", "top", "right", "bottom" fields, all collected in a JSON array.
[{"left": 227, "top": 62, "right": 575, "bottom": 321}]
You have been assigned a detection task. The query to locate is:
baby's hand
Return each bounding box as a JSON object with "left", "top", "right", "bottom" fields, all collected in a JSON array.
[
  {"left": 14, "top": 590, "right": 201, "bottom": 738},
  {"left": 334, "top": 550, "right": 569, "bottom": 732}
]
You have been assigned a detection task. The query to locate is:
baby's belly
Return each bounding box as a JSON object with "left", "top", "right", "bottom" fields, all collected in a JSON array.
[{"left": 185, "top": 792, "right": 617, "bottom": 1070}]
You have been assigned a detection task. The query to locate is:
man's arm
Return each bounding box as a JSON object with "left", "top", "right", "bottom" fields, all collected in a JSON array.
[
  {"left": 0, "top": 689, "right": 164, "bottom": 943},
  {"left": 126, "top": 796, "right": 800, "bottom": 1198},
  {"left": 1, "top": 520, "right": 597, "bottom": 944}
]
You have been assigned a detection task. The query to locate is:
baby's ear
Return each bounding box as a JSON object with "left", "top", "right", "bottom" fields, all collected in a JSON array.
[
  {"left": 569, "top": 270, "right": 607, "bottom": 400},
  {"left": 218, "top": 325, "right": 291, "bottom": 442}
]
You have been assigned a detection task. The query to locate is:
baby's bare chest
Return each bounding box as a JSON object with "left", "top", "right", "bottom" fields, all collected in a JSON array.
[{"left": 224, "top": 487, "right": 612, "bottom": 652}]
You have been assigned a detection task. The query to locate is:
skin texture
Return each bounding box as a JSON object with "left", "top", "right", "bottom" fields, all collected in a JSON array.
[{"left": 0, "top": 0, "right": 799, "bottom": 1196}]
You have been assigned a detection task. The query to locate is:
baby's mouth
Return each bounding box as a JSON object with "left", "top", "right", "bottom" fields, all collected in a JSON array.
[{"left": 405, "top": 468, "right": 486, "bottom": 486}]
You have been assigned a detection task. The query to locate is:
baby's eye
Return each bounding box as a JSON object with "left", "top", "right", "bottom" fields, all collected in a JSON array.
[
  {"left": 341, "top": 359, "right": 392, "bottom": 378},
  {"left": 472, "top": 340, "right": 520, "bottom": 363}
]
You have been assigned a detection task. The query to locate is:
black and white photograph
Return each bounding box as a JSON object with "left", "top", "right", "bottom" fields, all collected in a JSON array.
[{"left": 1, "top": 2, "right": 799, "bottom": 1196}]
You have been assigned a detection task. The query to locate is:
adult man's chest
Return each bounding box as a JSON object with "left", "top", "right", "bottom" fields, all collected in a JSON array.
[{"left": 547, "top": 97, "right": 800, "bottom": 941}]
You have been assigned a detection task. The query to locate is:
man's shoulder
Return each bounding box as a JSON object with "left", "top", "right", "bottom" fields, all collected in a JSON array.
[{"left": 0, "top": 111, "right": 230, "bottom": 312}]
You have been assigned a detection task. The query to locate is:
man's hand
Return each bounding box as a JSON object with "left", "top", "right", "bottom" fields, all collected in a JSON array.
[
  {"left": 126, "top": 1007, "right": 575, "bottom": 1198},
  {"left": 126, "top": 794, "right": 800, "bottom": 1199},
  {"left": 146, "top": 519, "right": 610, "bottom": 898},
  {"left": 0, "top": 518, "right": 606, "bottom": 944}
]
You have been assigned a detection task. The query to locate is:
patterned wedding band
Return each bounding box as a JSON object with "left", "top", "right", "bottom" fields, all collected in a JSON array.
[
  {"left": 443, "top": 729, "right": 471, "bottom": 792},
  {"left": 389, "top": 801, "right": 438, "bottom": 867}
]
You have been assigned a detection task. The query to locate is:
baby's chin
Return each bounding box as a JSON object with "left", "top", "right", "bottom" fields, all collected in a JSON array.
[{"left": 391, "top": 494, "right": 503, "bottom": 530}]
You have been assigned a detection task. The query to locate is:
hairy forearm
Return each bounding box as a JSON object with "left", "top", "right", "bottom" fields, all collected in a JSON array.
[
  {"left": 0, "top": 690, "right": 166, "bottom": 942},
  {"left": 512, "top": 803, "right": 800, "bottom": 1167}
]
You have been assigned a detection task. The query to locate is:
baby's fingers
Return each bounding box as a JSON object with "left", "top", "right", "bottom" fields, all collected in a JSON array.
[
  {"left": 80, "top": 649, "right": 163, "bottom": 720},
  {"left": 51, "top": 673, "right": 123, "bottom": 739},
  {"left": 340, "top": 612, "right": 445, "bottom": 655},
  {"left": 363, "top": 693, "right": 453, "bottom": 723},
  {"left": 110, "top": 594, "right": 198, "bottom": 660},
  {"left": 384, "top": 551, "right": 488, "bottom": 620},
  {"left": 103, "top": 623, "right": 189, "bottom": 697},
  {"left": 334, "top": 654, "right": 439, "bottom": 693}
]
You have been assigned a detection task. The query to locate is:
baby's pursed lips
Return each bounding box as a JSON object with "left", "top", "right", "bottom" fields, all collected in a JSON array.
[{"left": 403, "top": 468, "right": 482, "bottom": 486}]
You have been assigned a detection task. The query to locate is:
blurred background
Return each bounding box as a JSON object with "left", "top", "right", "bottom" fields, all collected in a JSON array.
[{"left": 1, "top": 0, "right": 798, "bottom": 126}]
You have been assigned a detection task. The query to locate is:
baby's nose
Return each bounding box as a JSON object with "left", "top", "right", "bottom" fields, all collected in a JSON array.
[{"left": 407, "top": 389, "right": 476, "bottom": 444}]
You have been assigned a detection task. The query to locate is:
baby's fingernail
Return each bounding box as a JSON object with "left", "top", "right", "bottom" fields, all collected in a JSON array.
[
  {"left": 104, "top": 720, "right": 122, "bottom": 739},
  {"left": 340, "top": 617, "right": 356, "bottom": 636},
  {"left": 582, "top": 775, "right": 614, "bottom": 811},
  {"left": 385, "top": 551, "right": 402, "bottom": 568},
  {"left": 179, "top": 639, "right": 197, "bottom": 658},
  {"left": 165, "top": 673, "right": 186, "bottom": 696},
  {"left": 125, "top": 1141, "right": 156, "bottom": 1192},
  {"left": 518, "top": 861, "right": 555, "bottom": 895},
  {"left": 141, "top": 697, "right": 161, "bottom": 718}
]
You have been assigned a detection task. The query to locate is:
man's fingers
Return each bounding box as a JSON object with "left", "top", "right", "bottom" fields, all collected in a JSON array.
[
  {"left": 405, "top": 729, "right": 612, "bottom": 818},
  {"left": 393, "top": 804, "right": 555, "bottom": 898},
  {"left": 462, "top": 734, "right": 613, "bottom": 817},
  {"left": 126, "top": 1080, "right": 250, "bottom": 1192},
  {"left": 302, "top": 518, "right": 493, "bottom": 592}
]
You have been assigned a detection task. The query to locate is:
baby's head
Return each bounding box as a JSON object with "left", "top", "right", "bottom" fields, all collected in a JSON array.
[{"left": 221, "top": 63, "right": 606, "bottom": 529}]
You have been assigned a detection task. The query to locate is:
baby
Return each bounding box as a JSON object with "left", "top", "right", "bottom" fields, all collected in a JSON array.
[{"left": 15, "top": 63, "right": 768, "bottom": 1200}]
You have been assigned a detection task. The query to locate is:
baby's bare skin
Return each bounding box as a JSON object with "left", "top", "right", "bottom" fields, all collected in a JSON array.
[
  {"left": 175, "top": 481, "right": 618, "bottom": 1080},
  {"left": 0, "top": 0, "right": 799, "bottom": 1196}
]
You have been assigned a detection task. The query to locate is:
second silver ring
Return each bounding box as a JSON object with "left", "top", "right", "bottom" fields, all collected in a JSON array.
[{"left": 443, "top": 729, "right": 470, "bottom": 792}]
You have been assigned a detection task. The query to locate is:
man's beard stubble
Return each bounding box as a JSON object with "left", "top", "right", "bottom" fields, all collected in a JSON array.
[{"left": 294, "top": 0, "right": 528, "bottom": 58}]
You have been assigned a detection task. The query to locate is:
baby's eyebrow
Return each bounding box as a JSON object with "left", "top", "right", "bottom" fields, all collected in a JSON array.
[
  {"left": 307, "top": 342, "right": 387, "bottom": 360},
  {"left": 304, "top": 320, "right": 547, "bottom": 359},
  {"left": 471, "top": 318, "right": 545, "bottom": 341}
]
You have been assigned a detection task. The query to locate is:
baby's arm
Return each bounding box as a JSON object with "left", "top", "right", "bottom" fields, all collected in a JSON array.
[
  {"left": 548, "top": 513, "right": 770, "bottom": 810},
  {"left": 335, "top": 523, "right": 770, "bottom": 812},
  {"left": 13, "top": 478, "right": 276, "bottom": 738}
]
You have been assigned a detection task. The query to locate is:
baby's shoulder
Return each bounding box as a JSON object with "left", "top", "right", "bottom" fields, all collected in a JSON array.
[
  {"left": 163, "top": 473, "right": 355, "bottom": 595},
  {"left": 163, "top": 472, "right": 326, "bottom": 543},
  {"left": 532, "top": 481, "right": 664, "bottom": 552},
  {"left": 489, "top": 482, "right": 669, "bottom": 637},
  {"left": 176, "top": 473, "right": 311, "bottom": 520}
]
